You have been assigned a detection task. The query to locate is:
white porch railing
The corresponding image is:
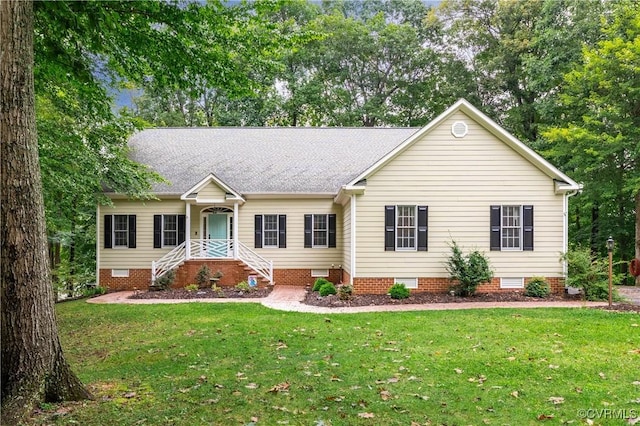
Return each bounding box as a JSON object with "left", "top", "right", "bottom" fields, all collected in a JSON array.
[
  {"left": 151, "top": 242, "right": 186, "bottom": 284},
  {"left": 237, "top": 241, "right": 274, "bottom": 285},
  {"left": 189, "top": 239, "right": 234, "bottom": 259},
  {"left": 152, "top": 239, "right": 273, "bottom": 285}
]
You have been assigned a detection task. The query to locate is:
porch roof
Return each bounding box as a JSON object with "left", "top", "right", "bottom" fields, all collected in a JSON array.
[{"left": 127, "top": 127, "right": 419, "bottom": 195}]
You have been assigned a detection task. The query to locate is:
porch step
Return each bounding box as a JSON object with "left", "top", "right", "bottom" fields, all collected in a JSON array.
[{"left": 239, "top": 263, "right": 272, "bottom": 284}]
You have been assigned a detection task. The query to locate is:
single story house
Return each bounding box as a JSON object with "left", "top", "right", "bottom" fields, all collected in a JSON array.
[{"left": 97, "top": 99, "right": 580, "bottom": 294}]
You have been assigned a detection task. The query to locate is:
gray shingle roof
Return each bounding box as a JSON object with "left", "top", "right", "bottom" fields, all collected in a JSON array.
[{"left": 128, "top": 127, "right": 419, "bottom": 195}]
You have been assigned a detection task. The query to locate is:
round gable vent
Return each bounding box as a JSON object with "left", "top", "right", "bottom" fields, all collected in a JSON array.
[{"left": 451, "top": 121, "right": 468, "bottom": 138}]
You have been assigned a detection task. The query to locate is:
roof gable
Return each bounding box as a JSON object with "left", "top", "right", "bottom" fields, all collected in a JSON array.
[
  {"left": 180, "top": 173, "right": 244, "bottom": 202},
  {"left": 344, "top": 99, "right": 580, "bottom": 193}
]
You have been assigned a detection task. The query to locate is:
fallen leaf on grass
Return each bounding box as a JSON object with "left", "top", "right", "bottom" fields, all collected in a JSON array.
[
  {"left": 245, "top": 383, "right": 259, "bottom": 389},
  {"left": 548, "top": 396, "right": 564, "bottom": 405},
  {"left": 330, "top": 375, "right": 342, "bottom": 382},
  {"left": 454, "top": 368, "right": 463, "bottom": 374},
  {"left": 510, "top": 391, "right": 519, "bottom": 398},
  {"left": 380, "top": 390, "right": 392, "bottom": 401},
  {"left": 537, "top": 414, "right": 554, "bottom": 420},
  {"left": 358, "top": 412, "right": 375, "bottom": 418},
  {"left": 124, "top": 392, "right": 136, "bottom": 399},
  {"left": 268, "top": 382, "right": 290, "bottom": 393},
  {"left": 599, "top": 372, "right": 606, "bottom": 379}
]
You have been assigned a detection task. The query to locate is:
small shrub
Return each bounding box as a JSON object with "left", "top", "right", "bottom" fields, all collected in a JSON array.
[
  {"left": 388, "top": 283, "right": 410, "bottom": 299},
  {"left": 195, "top": 265, "right": 211, "bottom": 288},
  {"left": 562, "top": 247, "right": 623, "bottom": 301},
  {"left": 185, "top": 284, "right": 198, "bottom": 292},
  {"left": 525, "top": 277, "right": 550, "bottom": 298},
  {"left": 211, "top": 283, "right": 224, "bottom": 296},
  {"left": 446, "top": 241, "right": 494, "bottom": 297},
  {"left": 313, "top": 278, "right": 330, "bottom": 292},
  {"left": 319, "top": 282, "right": 337, "bottom": 297},
  {"left": 82, "top": 285, "right": 106, "bottom": 297},
  {"left": 235, "top": 281, "right": 252, "bottom": 292},
  {"left": 153, "top": 269, "right": 176, "bottom": 291},
  {"left": 337, "top": 284, "right": 353, "bottom": 300}
]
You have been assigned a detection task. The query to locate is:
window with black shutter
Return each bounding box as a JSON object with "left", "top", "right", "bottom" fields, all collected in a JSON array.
[
  {"left": 490, "top": 205, "right": 534, "bottom": 251},
  {"left": 255, "top": 214, "right": 287, "bottom": 248},
  {"left": 305, "top": 214, "right": 336, "bottom": 248},
  {"left": 104, "top": 214, "right": 136, "bottom": 249}
]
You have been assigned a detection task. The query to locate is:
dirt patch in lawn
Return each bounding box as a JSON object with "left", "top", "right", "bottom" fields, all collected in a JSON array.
[
  {"left": 129, "top": 286, "right": 272, "bottom": 300},
  {"left": 302, "top": 289, "right": 640, "bottom": 312}
]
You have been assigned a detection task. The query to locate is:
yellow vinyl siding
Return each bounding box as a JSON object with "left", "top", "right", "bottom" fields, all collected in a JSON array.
[
  {"left": 100, "top": 199, "right": 185, "bottom": 269},
  {"left": 238, "top": 198, "right": 342, "bottom": 269},
  {"left": 355, "top": 110, "right": 565, "bottom": 279},
  {"left": 197, "top": 181, "right": 226, "bottom": 202}
]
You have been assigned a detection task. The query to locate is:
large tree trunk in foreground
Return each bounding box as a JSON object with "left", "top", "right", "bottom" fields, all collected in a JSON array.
[
  {"left": 636, "top": 191, "right": 640, "bottom": 286},
  {"left": 1, "top": 1, "right": 91, "bottom": 424}
]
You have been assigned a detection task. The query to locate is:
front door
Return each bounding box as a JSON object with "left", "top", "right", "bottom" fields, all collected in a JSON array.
[{"left": 207, "top": 213, "right": 229, "bottom": 257}]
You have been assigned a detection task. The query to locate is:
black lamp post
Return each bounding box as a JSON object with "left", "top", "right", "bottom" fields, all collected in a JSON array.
[{"left": 607, "top": 236, "right": 614, "bottom": 307}]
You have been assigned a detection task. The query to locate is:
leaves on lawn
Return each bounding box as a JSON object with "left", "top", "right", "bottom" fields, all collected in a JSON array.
[
  {"left": 268, "top": 382, "right": 290, "bottom": 393},
  {"left": 358, "top": 412, "right": 375, "bottom": 418},
  {"left": 537, "top": 413, "right": 554, "bottom": 420},
  {"left": 547, "top": 396, "right": 564, "bottom": 404}
]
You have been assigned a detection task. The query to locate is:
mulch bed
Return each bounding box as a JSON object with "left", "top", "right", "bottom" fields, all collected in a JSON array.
[
  {"left": 128, "top": 286, "right": 272, "bottom": 300},
  {"left": 127, "top": 285, "right": 639, "bottom": 313},
  {"left": 302, "top": 289, "right": 640, "bottom": 312}
]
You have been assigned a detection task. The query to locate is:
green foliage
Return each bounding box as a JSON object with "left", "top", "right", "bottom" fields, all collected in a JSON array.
[
  {"left": 210, "top": 283, "right": 224, "bottom": 296},
  {"left": 388, "top": 283, "right": 410, "bottom": 299},
  {"left": 524, "top": 277, "right": 551, "bottom": 298},
  {"left": 337, "top": 284, "right": 353, "bottom": 301},
  {"left": 185, "top": 284, "right": 199, "bottom": 292},
  {"left": 235, "top": 281, "right": 252, "bottom": 292},
  {"left": 312, "top": 277, "right": 330, "bottom": 292},
  {"left": 446, "top": 241, "right": 494, "bottom": 297},
  {"left": 542, "top": 1, "right": 640, "bottom": 262},
  {"left": 318, "top": 282, "right": 337, "bottom": 297},
  {"left": 563, "top": 247, "right": 622, "bottom": 301},
  {"left": 153, "top": 269, "right": 176, "bottom": 291},
  {"left": 195, "top": 265, "right": 211, "bottom": 288}
]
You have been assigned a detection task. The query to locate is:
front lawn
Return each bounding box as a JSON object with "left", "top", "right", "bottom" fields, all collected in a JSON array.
[{"left": 32, "top": 302, "right": 639, "bottom": 425}]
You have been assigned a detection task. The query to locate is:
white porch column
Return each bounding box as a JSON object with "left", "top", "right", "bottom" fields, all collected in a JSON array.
[
  {"left": 233, "top": 202, "right": 239, "bottom": 259},
  {"left": 185, "top": 202, "right": 191, "bottom": 260}
]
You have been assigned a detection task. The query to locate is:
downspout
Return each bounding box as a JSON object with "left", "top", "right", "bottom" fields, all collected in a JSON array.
[
  {"left": 563, "top": 190, "right": 579, "bottom": 278},
  {"left": 350, "top": 194, "right": 357, "bottom": 285}
]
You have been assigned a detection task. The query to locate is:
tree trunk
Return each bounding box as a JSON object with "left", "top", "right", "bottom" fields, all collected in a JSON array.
[
  {"left": 1, "top": 1, "right": 91, "bottom": 424},
  {"left": 636, "top": 190, "right": 640, "bottom": 285}
]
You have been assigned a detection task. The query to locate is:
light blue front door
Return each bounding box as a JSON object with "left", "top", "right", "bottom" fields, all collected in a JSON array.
[{"left": 207, "top": 214, "right": 228, "bottom": 257}]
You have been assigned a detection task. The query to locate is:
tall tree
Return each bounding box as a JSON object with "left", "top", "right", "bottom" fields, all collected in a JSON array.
[
  {"left": 1, "top": 1, "right": 91, "bottom": 423},
  {"left": 542, "top": 0, "right": 640, "bottom": 278},
  {"left": 428, "top": 0, "right": 604, "bottom": 142}
]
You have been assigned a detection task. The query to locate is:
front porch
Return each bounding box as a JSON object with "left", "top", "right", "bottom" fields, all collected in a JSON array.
[{"left": 152, "top": 239, "right": 273, "bottom": 286}]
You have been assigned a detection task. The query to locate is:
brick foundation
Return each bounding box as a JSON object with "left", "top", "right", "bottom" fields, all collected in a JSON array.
[
  {"left": 352, "top": 277, "right": 564, "bottom": 295},
  {"left": 99, "top": 269, "right": 152, "bottom": 291},
  {"left": 274, "top": 268, "right": 343, "bottom": 287}
]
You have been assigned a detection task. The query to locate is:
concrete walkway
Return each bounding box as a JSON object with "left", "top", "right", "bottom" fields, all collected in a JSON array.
[{"left": 88, "top": 286, "right": 613, "bottom": 314}]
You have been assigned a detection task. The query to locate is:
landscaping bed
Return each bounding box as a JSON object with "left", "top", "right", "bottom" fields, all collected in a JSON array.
[
  {"left": 303, "top": 289, "right": 581, "bottom": 307},
  {"left": 303, "top": 288, "right": 640, "bottom": 312},
  {"left": 128, "top": 286, "right": 272, "bottom": 300}
]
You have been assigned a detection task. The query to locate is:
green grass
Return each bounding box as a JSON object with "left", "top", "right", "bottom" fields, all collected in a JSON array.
[{"left": 31, "top": 302, "right": 640, "bottom": 425}]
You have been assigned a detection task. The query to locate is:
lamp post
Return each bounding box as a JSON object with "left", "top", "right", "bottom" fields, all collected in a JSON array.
[{"left": 607, "top": 236, "right": 614, "bottom": 307}]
